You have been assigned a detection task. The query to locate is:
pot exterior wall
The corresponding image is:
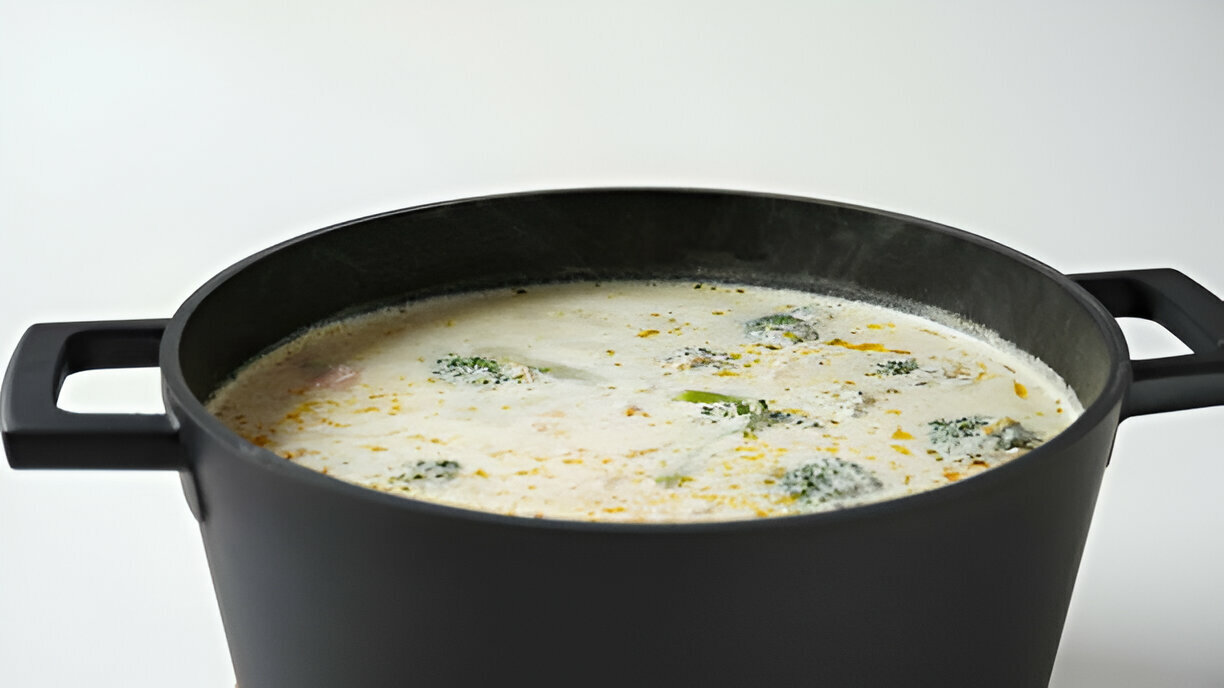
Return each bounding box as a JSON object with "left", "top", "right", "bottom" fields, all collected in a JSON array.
[
  {"left": 158, "top": 190, "right": 1129, "bottom": 687},
  {"left": 177, "top": 394, "right": 1120, "bottom": 688}
]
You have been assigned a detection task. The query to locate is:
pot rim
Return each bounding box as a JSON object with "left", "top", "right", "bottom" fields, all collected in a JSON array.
[{"left": 160, "top": 186, "right": 1131, "bottom": 533}]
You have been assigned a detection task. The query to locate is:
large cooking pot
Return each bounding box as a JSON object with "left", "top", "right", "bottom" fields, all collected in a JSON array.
[{"left": 4, "top": 189, "right": 1223, "bottom": 688}]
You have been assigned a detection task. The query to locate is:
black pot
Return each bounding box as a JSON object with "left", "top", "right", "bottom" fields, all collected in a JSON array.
[{"left": 4, "top": 189, "right": 1223, "bottom": 688}]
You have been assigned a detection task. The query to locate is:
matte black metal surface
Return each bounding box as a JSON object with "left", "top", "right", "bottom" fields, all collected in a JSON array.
[
  {"left": 176, "top": 412, "right": 1119, "bottom": 688},
  {"left": 13, "top": 189, "right": 1224, "bottom": 687},
  {"left": 1, "top": 319, "right": 183, "bottom": 470},
  {"left": 174, "top": 190, "right": 1120, "bottom": 407},
  {"left": 162, "top": 189, "right": 1132, "bottom": 687},
  {"left": 1073, "top": 269, "right": 1224, "bottom": 417}
]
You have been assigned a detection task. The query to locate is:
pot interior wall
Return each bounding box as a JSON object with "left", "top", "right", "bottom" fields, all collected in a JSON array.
[{"left": 177, "top": 190, "right": 1114, "bottom": 408}]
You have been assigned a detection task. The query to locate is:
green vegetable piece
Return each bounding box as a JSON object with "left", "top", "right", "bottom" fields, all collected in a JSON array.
[
  {"left": 675, "top": 390, "right": 780, "bottom": 436},
  {"left": 780, "top": 457, "right": 883, "bottom": 504},
  {"left": 874, "top": 358, "right": 920, "bottom": 376},
  {"left": 435, "top": 355, "right": 504, "bottom": 383},
  {"left": 928, "top": 416, "right": 989, "bottom": 444},
  {"left": 392, "top": 460, "right": 461, "bottom": 482},
  {"left": 745, "top": 312, "right": 818, "bottom": 343},
  {"left": 992, "top": 419, "right": 1041, "bottom": 450},
  {"left": 449, "top": 356, "right": 500, "bottom": 373},
  {"left": 655, "top": 474, "right": 695, "bottom": 488},
  {"left": 673, "top": 390, "right": 755, "bottom": 415},
  {"left": 674, "top": 391, "right": 820, "bottom": 428},
  {"left": 752, "top": 313, "right": 803, "bottom": 327},
  {"left": 434, "top": 354, "right": 540, "bottom": 384}
]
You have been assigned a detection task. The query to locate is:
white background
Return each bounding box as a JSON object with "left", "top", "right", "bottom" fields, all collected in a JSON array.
[{"left": 2, "top": 1, "right": 1222, "bottom": 686}]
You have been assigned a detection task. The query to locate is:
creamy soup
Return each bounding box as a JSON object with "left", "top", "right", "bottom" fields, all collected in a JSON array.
[{"left": 206, "top": 281, "right": 1081, "bottom": 522}]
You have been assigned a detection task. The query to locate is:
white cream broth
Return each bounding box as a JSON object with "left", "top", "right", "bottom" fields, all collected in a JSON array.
[{"left": 206, "top": 281, "right": 1081, "bottom": 523}]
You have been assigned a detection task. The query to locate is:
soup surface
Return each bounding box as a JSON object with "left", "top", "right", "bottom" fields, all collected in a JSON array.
[{"left": 206, "top": 281, "right": 1081, "bottom": 522}]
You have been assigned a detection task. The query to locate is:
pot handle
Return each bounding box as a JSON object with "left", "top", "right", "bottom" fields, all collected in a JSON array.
[
  {"left": 1, "top": 319, "right": 186, "bottom": 469},
  {"left": 1071, "top": 269, "right": 1224, "bottom": 418}
]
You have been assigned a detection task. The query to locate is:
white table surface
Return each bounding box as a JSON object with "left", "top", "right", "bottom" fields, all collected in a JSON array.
[{"left": 1, "top": 2, "right": 1221, "bottom": 686}]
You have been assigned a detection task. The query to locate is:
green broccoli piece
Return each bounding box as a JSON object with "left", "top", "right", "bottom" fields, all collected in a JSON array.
[
  {"left": 873, "top": 358, "right": 920, "bottom": 376},
  {"left": 434, "top": 354, "right": 538, "bottom": 384},
  {"left": 438, "top": 355, "right": 501, "bottom": 379},
  {"left": 700, "top": 402, "right": 749, "bottom": 421},
  {"left": 749, "top": 313, "right": 804, "bottom": 329},
  {"left": 744, "top": 312, "right": 819, "bottom": 344},
  {"left": 991, "top": 419, "right": 1041, "bottom": 450},
  {"left": 928, "top": 416, "right": 1042, "bottom": 458},
  {"left": 780, "top": 458, "right": 883, "bottom": 504},
  {"left": 391, "top": 459, "right": 461, "bottom": 482},
  {"left": 928, "top": 416, "right": 989, "bottom": 445}
]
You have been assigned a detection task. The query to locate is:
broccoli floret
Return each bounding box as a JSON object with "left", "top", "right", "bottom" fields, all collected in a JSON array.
[
  {"left": 928, "top": 416, "right": 990, "bottom": 444},
  {"left": 989, "top": 418, "right": 1041, "bottom": 451},
  {"left": 391, "top": 460, "right": 461, "bottom": 482},
  {"left": 873, "top": 358, "right": 920, "bottom": 376},
  {"left": 438, "top": 355, "right": 501, "bottom": 379},
  {"left": 434, "top": 354, "right": 539, "bottom": 384},
  {"left": 780, "top": 457, "right": 883, "bottom": 504},
  {"left": 929, "top": 416, "right": 1043, "bottom": 458},
  {"left": 700, "top": 401, "right": 752, "bottom": 421},
  {"left": 662, "top": 347, "right": 735, "bottom": 370},
  {"left": 749, "top": 313, "right": 804, "bottom": 329},
  {"left": 745, "top": 312, "right": 819, "bottom": 344}
]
